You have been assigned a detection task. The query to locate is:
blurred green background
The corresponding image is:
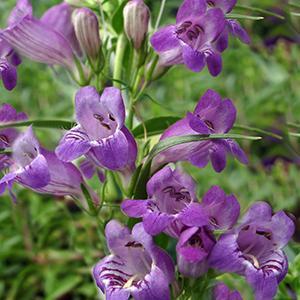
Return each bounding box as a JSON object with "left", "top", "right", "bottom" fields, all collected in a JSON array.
[{"left": 1, "top": 0, "right": 300, "bottom": 299}]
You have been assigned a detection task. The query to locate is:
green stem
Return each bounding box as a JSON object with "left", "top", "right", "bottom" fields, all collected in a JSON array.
[
  {"left": 113, "top": 34, "right": 127, "bottom": 89},
  {"left": 155, "top": 0, "right": 167, "bottom": 31}
]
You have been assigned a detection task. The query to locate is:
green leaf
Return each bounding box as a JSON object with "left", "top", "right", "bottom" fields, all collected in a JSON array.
[
  {"left": 235, "top": 5, "right": 285, "bottom": 20},
  {"left": 111, "top": 0, "right": 127, "bottom": 34},
  {"left": 80, "top": 184, "right": 98, "bottom": 216},
  {"left": 0, "top": 120, "right": 75, "bottom": 130},
  {"left": 227, "top": 13, "right": 264, "bottom": 20},
  {"left": 132, "top": 116, "right": 181, "bottom": 138}
]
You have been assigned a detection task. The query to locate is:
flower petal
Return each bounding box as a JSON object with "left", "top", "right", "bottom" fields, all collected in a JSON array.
[
  {"left": 245, "top": 267, "right": 278, "bottom": 300},
  {"left": 241, "top": 201, "right": 273, "bottom": 224},
  {"left": 91, "top": 130, "right": 129, "bottom": 170},
  {"left": 132, "top": 266, "right": 171, "bottom": 300},
  {"left": 41, "top": 3, "right": 81, "bottom": 55},
  {"left": 0, "top": 103, "right": 27, "bottom": 123},
  {"left": 100, "top": 87, "right": 126, "bottom": 127},
  {"left": 209, "top": 0, "right": 237, "bottom": 14},
  {"left": 194, "top": 89, "right": 222, "bottom": 114},
  {"left": 215, "top": 28, "right": 229, "bottom": 52},
  {"left": 143, "top": 212, "right": 174, "bottom": 236},
  {"left": 17, "top": 154, "right": 50, "bottom": 189},
  {"left": 150, "top": 25, "right": 179, "bottom": 52},
  {"left": 178, "top": 203, "right": 209, "bottom": 227},
  {"left": 210, "top": 142, "right": 227, "bottom": 172},
  {"left": 182, "top": 45, "right": 205, "bottom": 72},
  {"left": 1, "top": 60, "right": 17, "bottom": 91},
  {"left": 121, "top": 200, "right": 148, "bottom": 217},
  {"left": 8, "top": 0, "right": 32, "bottom": 27},
  {"left": 55, "top": 126, "right": 91, "bottom": 162},
  {"left": 224, "top": 139, "right": 248, "bottom": 164},
  {"left": 176, "top": 0, "right": 207, "bottom": 23},
  {"left": 1, "top": 16, "right": 75, "bottom": 70},
  {"left": 209, "top": 233, "right": 244, "bottom": 274},
  {"left": 206, "top": 50, "right": 222, "bottom": 77},
  {"left": 120, "top": 126, "right": 138, "bottom": 169},
  {"left": 187, "top": 112, "right": 210, "bottom": 134},
  {"left": 228, "top": 19, "right": 250, "bottom": 44}
]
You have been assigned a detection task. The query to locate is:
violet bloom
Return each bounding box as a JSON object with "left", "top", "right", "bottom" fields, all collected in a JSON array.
[
  {"left": 0, "top": 0, "right": 76, "bottom": 71},
  {"left": 153, "top": 89, "right": 248, "bottom": 173},
  {"left": 150, "top": 1, "right": 226, "bottom": 76},
  {"left": 56, "top": 86, "right": 137, "bottom": 172},
  {"left": 92, "top": 220, "right": 175, "bottom": 300},
  {"left": 0, "top": 103, "right": 27, "bottom": 171},
  {"left": 122, "top": 166, "right": 205, "bottom": 238},
  {"left": 177, "top": 226, "right": 215, "bottom": 278},
  {"left": 209, "top": 202, "right": 295, "bottom": 300},
  {"left": 204, "top": 0, "right": 250, "bottom": 52},
  {"left": 213, "top": 282, "right": 242, "bottom": 300},
  {"left": 0, "top": 126, "right": 50, "bottom": 195}
]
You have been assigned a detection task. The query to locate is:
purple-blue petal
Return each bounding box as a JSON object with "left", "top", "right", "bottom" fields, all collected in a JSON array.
[
  {"left": 1, "top": 61, "right": 17, "bottom": 91},
  {"left": 8, "top": 0, "right": 32, "bottom": 27},
  {"left": 121, "top": 199, "right": 148, "bottom": 217},
  {"left": 182, "top": 45, "right": 206, "bottom": 72},
  {"left": 210, "top": 142, "right": 227, "bottom": 172},
  {"left": 176, "top": 0, "right": 207, "bottom": 23},
  {"left": 178, "top": 203, "right": 209, "bottom": 227},
  {"left": 206, "top": 50, "right": 222, "bottom": 76},
  {"left": 150, "top": 25, "right": 179, "bottom": 52},
  {"left": 143, "top": 212, "right": 174, "bottom": 236}
]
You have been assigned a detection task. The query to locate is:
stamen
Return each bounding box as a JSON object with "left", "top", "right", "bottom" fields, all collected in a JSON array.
[
  {"left": 125, "top": 241, "right": 143, "bottom": 248},
  {"left": 207, "top": 0, "right": 215, "bottom": 7},
  {"left": 100, "top": 123, "right": 111, "bottom": 130},
  {"left": 204, "top": 119, "right": 214, "bottom": 130},
  {"left": 0, "top": 135, "right": 9, "bottom": 146},
  {"left": 244, "top": 254, "right": 260, "bottom": 268},
  {"left": 193, "top": 25, "right": 204, "bottom": 35},
  {"left": 256, "top": 230, "right": 272, "bottom": 240},
  {"left": 187, "top": 30, "right": 198, "bottom": 41},
  {"left": 123, "top": 275, "right": 139, "bottom": 289}
]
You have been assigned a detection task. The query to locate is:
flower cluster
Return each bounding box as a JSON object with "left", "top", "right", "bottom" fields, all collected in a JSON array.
[
  {"left": 151, "top": 0, "right": 250, "bottom": 76},
  {"left": 0, "top": 0, "right": 296, "bottom": 300}
]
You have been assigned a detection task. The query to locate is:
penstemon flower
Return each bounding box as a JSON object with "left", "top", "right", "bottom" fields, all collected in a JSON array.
[
  {"left": 0, "top": 0, "right": 80, "bottom": 76},
  {"left": 92, "top": 220, "right": 175, "bottom": 300},
  {"left": 153, "top": 89, "right": 248, "bottom": 172},
  {"left": 213, "top": 282, "right": 242, "bottom": 300},
  {"left": 0, "top": 126, "right": 98, "bottom": 206},
  {"left": 151, "top": 4, "right": 225, "bottom": 76},
  {"left": 0, "top": 103, "right": 27, "bottom": 171},
  {"left": 56, "top": 86, "right": 137, "bottom": 172},
  {"left": 209, "top": 201, "right": 295, "bottom": 300},
  {"left": 122, "top": 166, "right": 201, "bottom": 237},
  {"left": 0, "top": 126, "right": 50, "bottom": 195}
]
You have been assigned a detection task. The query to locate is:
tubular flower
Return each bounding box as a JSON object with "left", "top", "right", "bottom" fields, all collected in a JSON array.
[
  {"left": 209, "top": 202, "right": 295, "bottom": 300},
  {"left": 176, "top": 226, "right": 215, "bottom": 278},
  {"left": 0, "top": 103, "right": 27, "bottom": 171},
  {"left": 56, "top": 86, "right": 137, "bottom": 172},
  {"left": 121, "top": 166, "right": 204, "bottom": 238},
  {"left": 0, "top": 0, "right": 77, "bottom": 71},
  {"left": 0, "top": 126, "right": 98, "bottom": 205},
  {"left": 0, "top": 126, "right": 50, "bottom": 195},
  {"left": 92, "top": 221, "right": 175, "bottom": 300},
  {"left": 150, "top": 0, "right": 226, "bottom": 76},
  {"left": 213, "top": 282, "right": 242, "bottom": 300},
  {"left": 153, "top": 89, "right": 248, "bottom": 173}
]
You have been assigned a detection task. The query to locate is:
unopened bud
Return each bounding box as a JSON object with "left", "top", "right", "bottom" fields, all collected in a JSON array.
[
  {"left": 123, "top": 0, "right": 150, "bottom": 49},
  {"left": 72, "top": 8, "right": 103, "bottom": 72}
]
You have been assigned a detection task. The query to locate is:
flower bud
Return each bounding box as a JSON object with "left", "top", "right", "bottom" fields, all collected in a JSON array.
[
  {"left": 123, "top": 0, "right": 150, "bottom": 49},
  {"left": 72, "top": 8, "right": 103, "bottom": 72}
]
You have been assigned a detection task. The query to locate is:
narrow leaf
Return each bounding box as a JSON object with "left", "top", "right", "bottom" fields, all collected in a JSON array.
[
  {"left": 227, "top": 13, "right": 264, "bottom": 20},
  {"left": 0, "top": 120, "right": 75, "bottom": 130}
]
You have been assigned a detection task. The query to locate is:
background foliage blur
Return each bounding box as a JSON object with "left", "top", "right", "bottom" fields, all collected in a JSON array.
[{"left": 0, "top": 0, "right": 300, "bottom": 299}]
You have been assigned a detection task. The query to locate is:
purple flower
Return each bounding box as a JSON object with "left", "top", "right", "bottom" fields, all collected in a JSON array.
[
  {"left": 213, "top": 282, "right": 242, "bottom": 300},
  {"left": 56, "top": 86, "right": 137, "bottom": 172},
  {"left": 0, "top": 125, "right": 98, "bottom": 205},
  {"left": 0, "top": 0, "right": 76, "bottom": 71},
  {"left": 0, "top": 103, "right": 27, "bottom": 171},
  {"left": 177, "top": 226, "right": 215, "bottom": 278},
  {"left": 0, "top": 126, "right": 50, "bottom": 195},
  {"left": 209, "top": 202, "right": 295, "bottom": 300},
  {"left": 121, "top": 166, "right": 203, "bottom": 237},
  {"left": 150, "top": 1, "right": 226, "bottom": 76},
  {"left": 153, "top": 89, "right": 248, "bottom": 173},
  {"left": 92, "top": 220, "right": 175, "bottom": 300},
  {"left": 204, "top": 0, "right": 250, "bottom": 52}
]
